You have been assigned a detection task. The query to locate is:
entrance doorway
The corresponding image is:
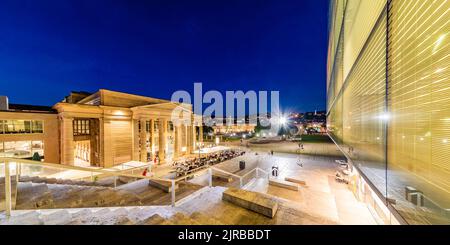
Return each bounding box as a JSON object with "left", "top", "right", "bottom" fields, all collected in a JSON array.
[
  {"left": 74, "top": 140, "right": 90, "bottom": 167},
  {"left": 73, "top": 118, "right": 100, "bottom": 167}
]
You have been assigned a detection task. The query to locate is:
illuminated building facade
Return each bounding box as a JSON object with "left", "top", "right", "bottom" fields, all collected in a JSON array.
[
  {"left": 327, "top": 0, "right": 449, "bottom": 224},
  {"left": 0, "top": 89, "right": 201, "bottom": 168}
]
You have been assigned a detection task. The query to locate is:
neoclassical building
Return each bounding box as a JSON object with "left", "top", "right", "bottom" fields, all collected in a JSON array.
[{"left": 0, "top": 89, "right": 203, "bottom": 168}]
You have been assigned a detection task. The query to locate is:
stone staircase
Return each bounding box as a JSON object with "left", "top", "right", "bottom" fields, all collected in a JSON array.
[
  {"left": 18, "top": 175, "right": 118, "bottom": 187},
  {"left": 15, "top": 182, "right": 143, "bottom": 210},
  {"left": 0, "top": 184, "right": 338, "bottom": 225},
  {"left": 175, "top": 186, "right": 338, "bottom": 225},
  {"left": 0, "top": 206, "right": 225, "bottom": 225},
  {"left": 8, "top": 178, "right": 202, "bottom": 210}
]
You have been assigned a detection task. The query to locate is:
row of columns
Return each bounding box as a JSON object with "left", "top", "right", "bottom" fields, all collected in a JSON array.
[
  {"left": 60, "top": 116, "right": 204, "bottom": 166},
  {"left": 134, "top": 118, "right": 200, "bottom": 163}
]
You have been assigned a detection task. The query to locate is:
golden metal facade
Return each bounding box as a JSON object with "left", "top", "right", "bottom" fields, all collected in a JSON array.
[{"left": 327, "top": 0, "right": 449, "bottom": 224}]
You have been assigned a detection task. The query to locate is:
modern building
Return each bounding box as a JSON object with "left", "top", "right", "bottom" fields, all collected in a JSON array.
[
  {"left": 0, "top": 89, "right": 202, "bottom": 168},
  {"left": 327, "top": 0, "right": 449, "bottom": 224},
  {"left": 0, "top": 102, "right": 60, "bottom": 164},
  {"left": 208, "top": 117, "right": 256, "bottom": 135}
]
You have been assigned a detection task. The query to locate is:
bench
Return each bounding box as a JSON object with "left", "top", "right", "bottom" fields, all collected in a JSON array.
[
  {"left": 148, "top": 179, "right": 178, "bottom": 193},
  {"left": 284, "top": 177, "right": 306, "bottom": 186},
  {"left": 269, "top": 178, "right": 299, "bottom": 191},
  {"left": 222, "top": 188, "right": 278, "bottom": 218},
  {"left": 212, "top": 172, "right": 233, "bottom": 182}
]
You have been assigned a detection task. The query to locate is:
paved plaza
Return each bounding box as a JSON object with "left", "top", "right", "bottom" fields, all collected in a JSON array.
[{"left": 189, "top": 143, "right": 377, "bottom": 225}]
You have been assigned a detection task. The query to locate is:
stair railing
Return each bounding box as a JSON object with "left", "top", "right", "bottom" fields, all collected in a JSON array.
[
  {"left": 1, "top": 157, "right": 273, "bottom": 217},
  {"left": 208, "top": 166, "right": 269, "bottom": 189},
  {"left": 1, "top": 157, "right": 201, "bottom": 216}
]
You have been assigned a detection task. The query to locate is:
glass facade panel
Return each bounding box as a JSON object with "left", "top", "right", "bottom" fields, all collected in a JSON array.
[
  {"left": 327, "top": 0, "right": 450, "bottom": 224},
  {"left": 387, "top": 0, "right": 450, "bottom": 225},
  {"left": 4, "top": 120, "right": 29, "bottom": 134},
  {"left": 32, "top": 120, "right": 43, "bottom": 133},
  {"left": 343, "top": 11, "right": 387, "bottom": 197},
  {"left": 0, "top": 141, "right": 43, "bottom": 159},
  {"left": 0, "top": 120, "right": 43, "bottom": 134}
]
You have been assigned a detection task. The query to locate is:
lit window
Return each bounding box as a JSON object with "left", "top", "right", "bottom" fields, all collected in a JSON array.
[{"left": 73, "top": 119, "right": 90, "bottom": 136}]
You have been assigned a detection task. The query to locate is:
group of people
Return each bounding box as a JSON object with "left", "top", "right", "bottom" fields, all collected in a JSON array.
[
  {"left": 141, "top": 155, "right": 160, "bottom": 177},
  {"left": 173, "top": 149, "right": 246, "bottom": 177}
]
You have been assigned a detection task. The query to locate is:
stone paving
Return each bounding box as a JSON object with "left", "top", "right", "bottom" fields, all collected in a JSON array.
[
  {"left": 0, "top": 141, "right": 378, "bottom": 225},
  {"left": 188, "top": 145, "right": 377, "bottom": 225},
  {"left": 175, "top": 186, "right": 337, "bottom": 225}
]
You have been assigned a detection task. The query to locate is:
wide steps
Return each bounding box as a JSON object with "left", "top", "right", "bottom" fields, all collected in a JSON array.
[
  {"left": 284, "top": 177, "right": 306, "bottom": 186},
  {"left": 138, "top": 214, "right": 170, "bottom": 225},
  {"left": 189, "top": 211, "right": 224, "bottom": 225},
  {"left": 169, "top": 212, "right": 200, "bottom": 225},
  {"left": 19, "top": 176, "right": 109, "bottom": 187},
  {"left": 148, "top": 179, "right": 178, "bottom": 193},
  {"left": 14, "top": 182, "right": 143, "bottom": 210},
  {"left": 222, "top": 188, "right": 278, "bottom": 218},
  {"left": 269, "top": 178, "right": 299, "bottom": 191},
  {"left": 212, "top": 172, "right": 233, "bottom": 182}
]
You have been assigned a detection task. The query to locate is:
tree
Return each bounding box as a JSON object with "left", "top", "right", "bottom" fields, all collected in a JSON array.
[
  {"left": 254, "top": 120, "right": 270, "bottom": 134},
  {"left": 278, "top": 125, "right": 289, "bottom": 136},
  {"left": 32, "top": 152, "right": 41, "bottom": 161}
]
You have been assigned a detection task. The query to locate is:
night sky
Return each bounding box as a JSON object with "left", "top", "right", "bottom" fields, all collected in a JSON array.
[{"left": 0, "top": 0, "right": 329, "bottom": 113}]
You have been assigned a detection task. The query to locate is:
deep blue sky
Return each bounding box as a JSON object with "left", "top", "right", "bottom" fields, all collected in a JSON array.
[{"left": 0, "top": 0, "right": 329, "bottom": 112}]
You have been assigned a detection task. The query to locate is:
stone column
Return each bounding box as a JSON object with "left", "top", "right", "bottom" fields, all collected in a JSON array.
[
  {"left": 158, "top": 119, "right": 166, "bottom": 162},
  {"left": 181, "top": 125, "right": 187, "bottom": 155},
  {"left": 60, "top": 117, "right": 74, "bottom": 166},
  {"left": 139, "top": 119, "right": 147, "bottom": 162},
  {"left": 187, "top": 125, "right": 193, "bottom": 153},
  {"left": 132, "top": 119, "right": 140, "bottom": 161},
  {"left": 90, "top": 119, "right": 100, "bottom": 166},
  {"left": 199, "top": 125, "right": 203, "bottom": 143},
  {"left": 102, "top": 118, "right": 114, "bottom": 168},
  {"left": 150, "top": 119, "right": 155, "bottom": 160},
  {"left": 174, "top": 125, "right": 181, "bottom": 157},
  {"left": 192, "top": 125, "right": 197, "bottom": 151}
]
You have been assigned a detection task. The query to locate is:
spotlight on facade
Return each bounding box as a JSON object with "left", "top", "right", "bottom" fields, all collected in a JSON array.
[
  {"left": 379, "top": 113, "right": 390, "bottom": 121},
  {"left": 113, "top": 110, "right": 126, "bottom": 116}
]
